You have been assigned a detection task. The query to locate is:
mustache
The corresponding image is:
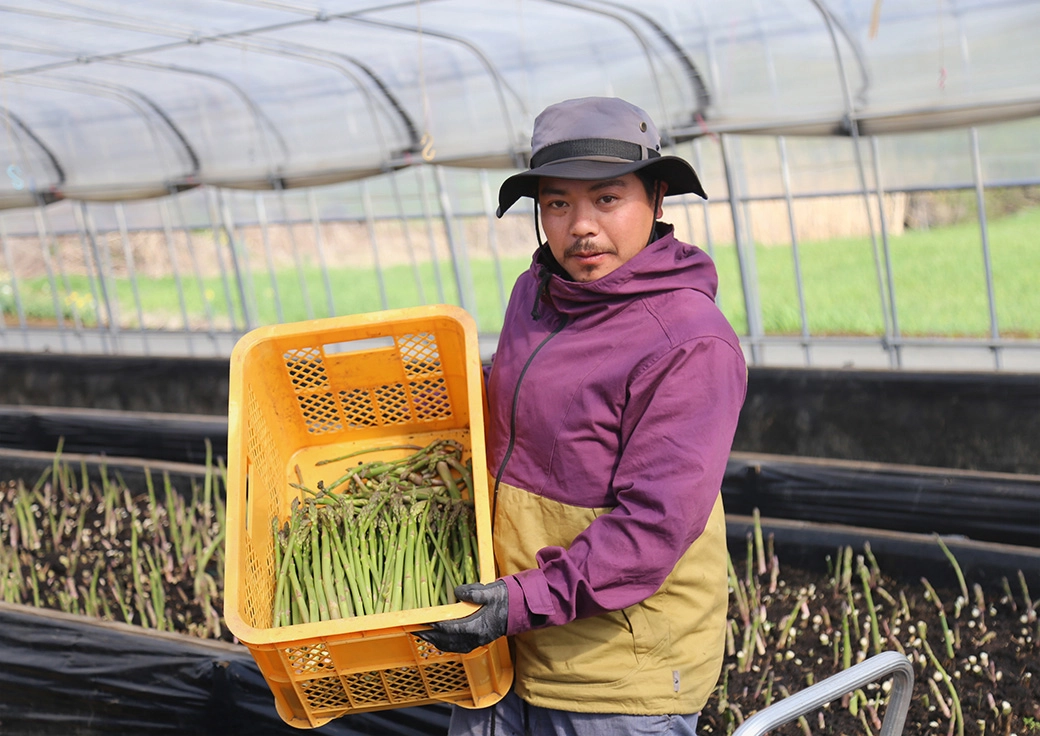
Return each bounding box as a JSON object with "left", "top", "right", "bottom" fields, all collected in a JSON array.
[{"left": 564, "top": 239, "right": 614, "bottom": 257}]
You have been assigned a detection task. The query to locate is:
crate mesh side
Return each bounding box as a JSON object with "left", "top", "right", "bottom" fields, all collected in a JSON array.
[
  {"left": 342, "top": 671, "right": 393, "bottom": 707},
  {"left": 338, "top": 387, "right": 380, "bottom": 428},
  {"left": 300, "top": 675, "right": 352, "bottom": 712},
  {"left": 298, "top": 391, "right": 342, "bottom": 433},
  {"left": 399, "top": 332, "right": 441, "bottom": 378},
  {"left": 384, "top": 666, "right": 428, "bottom": 701},
  {"left": 420, "top": 661, "right": 471, "bottom": 696},
  {"left": 244, "top": 385, "right": 279, "bottom": 628},
  {"left": 413, "top": 637, "right": 470, "bottom": 698},
  {"left": 409, "top": 376, "right": 451, "bottom": 421},
  {"left": 287, "top": 642, "right": 335, "bottom": 675},
  {"left": 285, "top": 346, "right": 343, "bottom": 435},
  {"left": 373, "top": 383, "right": 412, "bottom": 424},
  {"left": 401, "top": 331, "right": 453, "bottom": 424}
]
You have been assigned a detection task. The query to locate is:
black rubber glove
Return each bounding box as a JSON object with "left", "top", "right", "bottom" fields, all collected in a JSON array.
[{"left": 416, "top": 580, "right": 509, "bottom": 653}]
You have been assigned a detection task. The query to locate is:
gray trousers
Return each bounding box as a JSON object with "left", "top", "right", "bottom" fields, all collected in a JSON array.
[{"left": 448, "top": 690, "right": 701, "bottom": 736}]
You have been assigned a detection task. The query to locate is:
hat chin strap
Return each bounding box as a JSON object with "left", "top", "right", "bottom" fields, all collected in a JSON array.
[
  {"left": 647, "top": 181, "right": 663, "bottom": 246},
  {"left": 534, "top": 200, "right": 545, "bottom": 252}
]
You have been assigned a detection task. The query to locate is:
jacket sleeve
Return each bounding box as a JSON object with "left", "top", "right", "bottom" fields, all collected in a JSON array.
[{"left": 502, "top": 334, "right": 747, "bottom": 635}]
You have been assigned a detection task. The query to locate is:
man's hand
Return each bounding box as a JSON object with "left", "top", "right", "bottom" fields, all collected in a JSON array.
[{"left": 416, "top": 581, "right": 508, "bottom": 653}]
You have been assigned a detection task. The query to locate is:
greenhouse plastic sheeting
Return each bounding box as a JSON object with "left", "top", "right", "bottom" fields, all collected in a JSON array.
[
  {"left": 2, "top": 0, "right": 1040, "bottom": 208},
  {"left": 0, "top": 601, "right": 452, "bottom": 736}
]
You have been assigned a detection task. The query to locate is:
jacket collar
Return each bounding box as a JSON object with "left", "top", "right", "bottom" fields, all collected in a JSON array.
[{"left": 529, "top": 223, "right": 719, "bottom": 322}]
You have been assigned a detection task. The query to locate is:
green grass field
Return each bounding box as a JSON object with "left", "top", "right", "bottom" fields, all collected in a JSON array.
[
  {"left": 3, "top": 206, "right": 1037, "bottom": 338},
  {"left": 711, "top": 204, "right": 1039, "bottom": 338}
]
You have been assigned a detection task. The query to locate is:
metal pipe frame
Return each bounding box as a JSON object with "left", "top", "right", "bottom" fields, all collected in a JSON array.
[
  {"left": 777, "top": 135, "right": 812, "bottom": 364},
  {"left": 732, "top": 650, "right": 914, "bottom": 736},
  {"left": 0, "top": 105, "right": 67, "bottom": 187},
  {"left": 72, "top": 201, "right": 116, "bottom": 354},
  {"left": 305, "top": 189, "right": 337, "bottom": 320},
  {"left": 808, "top": 0, "right": 898, "bottom": 367},
  {"left": 0, "top": 214, "right": 30, "bottom": 349},
  {"left": 969, "top": 126, "right": 1002, "bottom": 370},
  {"left": 721, "top": 133, "right": 763, "bottom": 363}
]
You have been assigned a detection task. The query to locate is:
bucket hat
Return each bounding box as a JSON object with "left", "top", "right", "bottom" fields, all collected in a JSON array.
[{"left": 496, "top": 96, "right": 706, "bottom": 217}]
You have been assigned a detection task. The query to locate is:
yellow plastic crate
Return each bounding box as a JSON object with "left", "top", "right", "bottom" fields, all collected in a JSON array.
[{"left": 223, "top": 305, "right": 512, "bottom": 729}]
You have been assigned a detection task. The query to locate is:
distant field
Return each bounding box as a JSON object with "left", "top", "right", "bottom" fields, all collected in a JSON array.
[
  {"left": 712, "top": 204, "right": 1040, "bottom": 338},
  {"left": 3, "top": 206, "right": 1038, "bottom": 339}
]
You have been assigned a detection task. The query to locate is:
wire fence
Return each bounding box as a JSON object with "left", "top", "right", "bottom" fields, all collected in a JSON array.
[{"left": 2, "top": 125, "right": 1039, "bottom": 372}]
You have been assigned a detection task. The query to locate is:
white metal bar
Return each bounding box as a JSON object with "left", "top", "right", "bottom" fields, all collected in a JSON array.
[
  {"left": 33, "top": 206, "right": 70, "bottom": 352},
  {"left": 360, "top": 180, "right": 390, "bottom": 311},
  {"left": 808, "top": 0, "right": 898, "bottom": 368},
  {"left": 71, "top": 202, "right": 111, "bottom": 353},
  {"left": 214, "top": 189, "right": 256, "bottom": 331},
  {"left": 76, "top": 202, "right": 117, "bottom": 354},
  {"left": 721, "top": 134, "right": 763, "bottom": 364},
  {"left": 166, "top": 192, "right": 220, "bottom": 353},
  {"left": 0, "top": 214, "right": 29, "bottom": 349},
  {"left": 733, "top": 651, "right": 914, "bottom": 736},
  {"left": 869, "top": 137, "right": 902, "bottom": 366},
  {"left": 203, "top": 188, "right": 243, "bottom": 332},
  {"left": 479, "top": 170, "right": 507, "bottom": 319},
  {"left": 306, "top": 189, "right": 337, "bottom": 319},
  {"left": 254, "top": 192, "right": 284, "bottom": 323},
  {"left": 688, "top": 138, "right": 720, "bottom": 310},
  {"left": 388, "top": 171, "right": 427, "bottom": 306},
  {"left": 153, "top": 199, "right": 194, "bottom": 355},
  {"left": 112, "top": 202, "right": 153, "bottom": 354},
  {"left": 433, "top": 165, "right": 477, "bottom": 318},
  {"left": 275, "top": 188, "right": 314, "bottom": 321},
  {"left": 777, "top": 136, "right": 812, "bottom": 365},
  {"left": 415, "top": 166, "right": 447, "bottom": 304},
  {"left": 969, "top": 127, "right": 1002, "bottom": 370}
]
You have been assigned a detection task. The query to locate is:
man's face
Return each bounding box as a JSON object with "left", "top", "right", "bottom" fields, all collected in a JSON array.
[{"left": 537, "top": 173, "right": 665, "bottom": 283}]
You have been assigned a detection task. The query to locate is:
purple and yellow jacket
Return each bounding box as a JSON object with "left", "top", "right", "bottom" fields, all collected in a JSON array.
[{"left": 484, "top": 225, "right": 747, "bottom": 714}]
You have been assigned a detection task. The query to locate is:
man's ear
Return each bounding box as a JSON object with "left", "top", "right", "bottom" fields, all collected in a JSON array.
[{"left": 655, "top": 181, "right": 669, "bottom": 219}]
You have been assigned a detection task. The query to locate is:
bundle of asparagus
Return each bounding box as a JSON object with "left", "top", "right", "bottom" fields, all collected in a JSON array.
[{"left": 271, "top": 439, "right": 480, "bottom": 627}]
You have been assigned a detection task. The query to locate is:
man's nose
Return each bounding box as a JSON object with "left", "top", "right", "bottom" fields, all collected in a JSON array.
[{"left": 570, "top": 200, "right": 598, "bottom": 238}]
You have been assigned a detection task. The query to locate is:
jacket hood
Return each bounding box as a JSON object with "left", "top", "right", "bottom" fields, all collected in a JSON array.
[{"left": 529, "top": 224, "right": 719, "bottom": 320}]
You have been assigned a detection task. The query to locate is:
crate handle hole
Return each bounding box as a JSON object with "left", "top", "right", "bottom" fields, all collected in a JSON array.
[{"left": 323, "top": 336, "right": 395, "bottom": 355}]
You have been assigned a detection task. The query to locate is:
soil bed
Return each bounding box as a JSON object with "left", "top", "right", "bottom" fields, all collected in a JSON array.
[{"left": 700, "top": 550, "right": 1039, "bottom": 736}]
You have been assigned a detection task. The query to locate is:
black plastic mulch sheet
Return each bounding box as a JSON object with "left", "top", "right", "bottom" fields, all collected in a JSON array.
[
  {"left": 0, "top": 353, "right": 229, "bottom": 416},
  {"left": 0, "top": 603, "right": 451, "bottom": 736},
  {"left": 0, "top": 406, "right": 227, "bottom": 466},
  {"left": 733, "top": 366, "right": 1040, "bottom": 475},
  {"left": 727, "top": 514, "right": 1040, "bottom": 590},
  {"left": 723, "top": 452, "right": 1040, "bottom": 548}
]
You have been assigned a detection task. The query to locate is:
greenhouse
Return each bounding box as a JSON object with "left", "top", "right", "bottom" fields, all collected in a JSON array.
[
  {"left": 1, "top": 0, "right": 1038, "bottom": 369},
  {"left": 1, "top": 3, "right": 1039, "bottom": 736}
]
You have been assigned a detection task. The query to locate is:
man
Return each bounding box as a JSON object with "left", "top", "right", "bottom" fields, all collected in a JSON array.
[{"left": 419, "top": 96, "right": 747, "bottom": 735}]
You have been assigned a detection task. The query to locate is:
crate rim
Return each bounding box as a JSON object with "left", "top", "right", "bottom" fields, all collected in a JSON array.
[
  {"left": 225, "top": 599, "right": 481, "bottom": 647},
  {"left": 228, "top": 304, "right": 478, "bottom": 360}
]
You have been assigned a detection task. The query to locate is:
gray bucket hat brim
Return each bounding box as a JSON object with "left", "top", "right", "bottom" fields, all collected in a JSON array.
[{"left": 496, "top": 97, "right": 707, "bottom": 217}]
